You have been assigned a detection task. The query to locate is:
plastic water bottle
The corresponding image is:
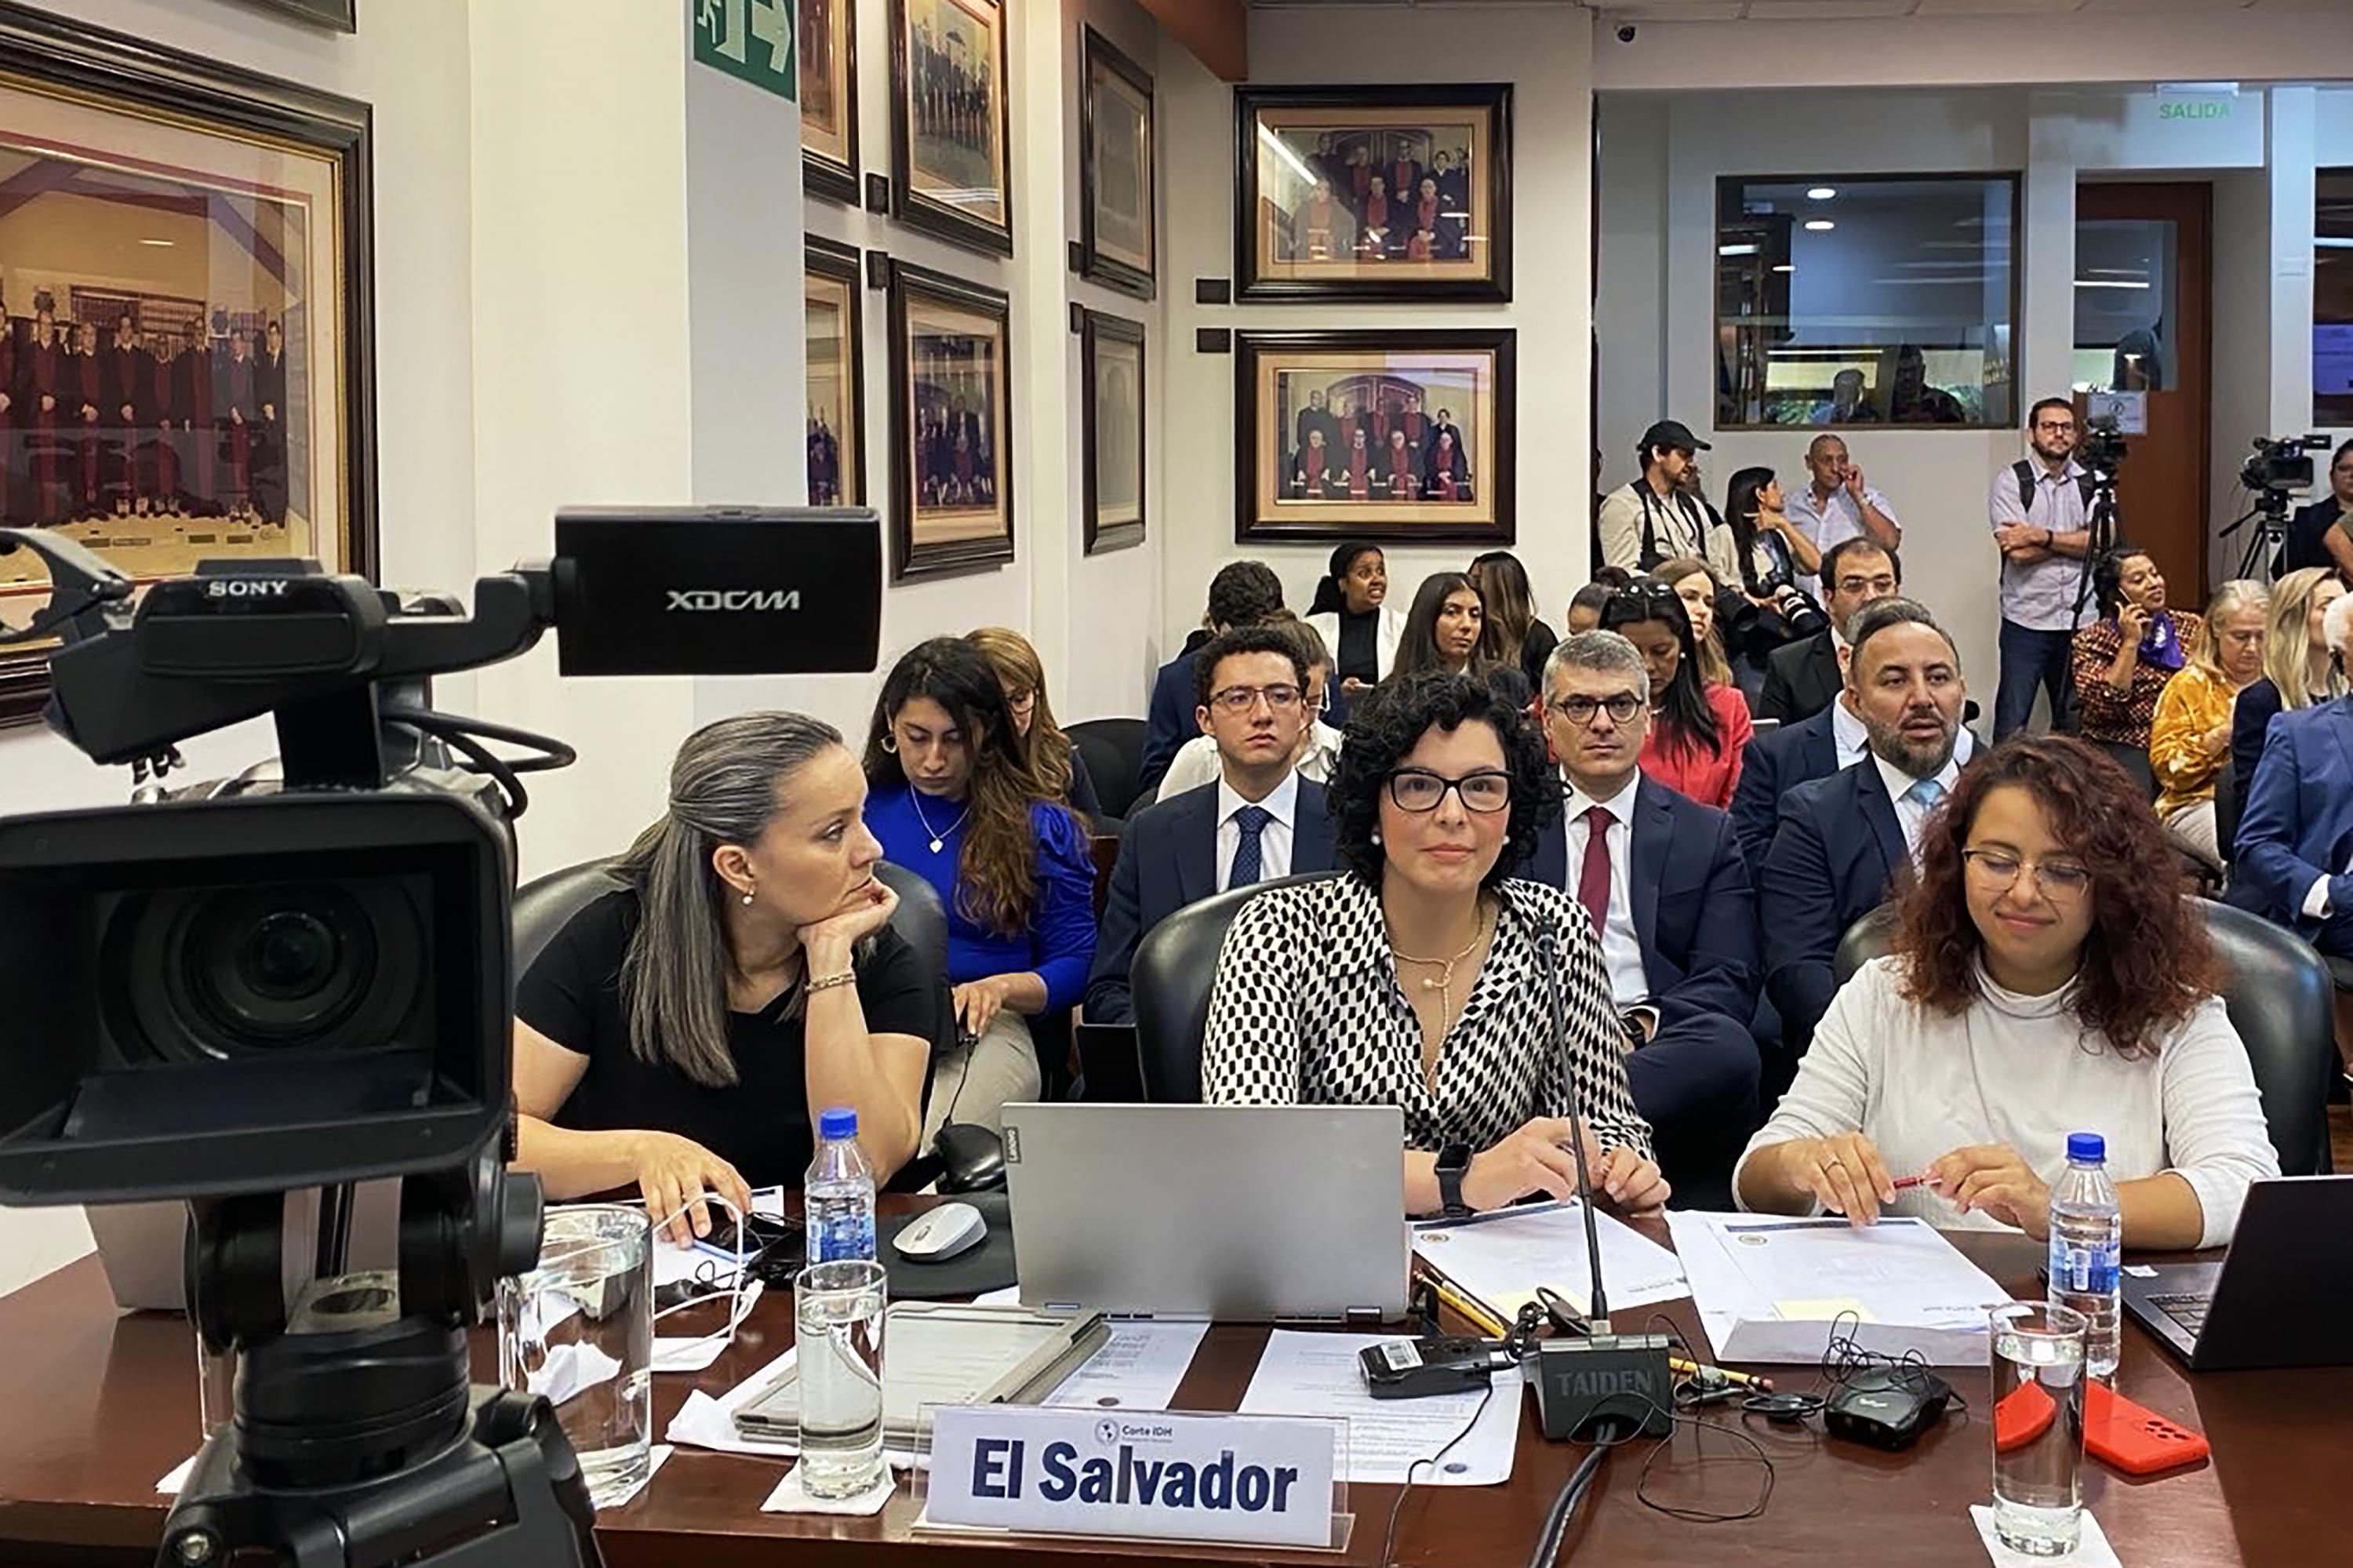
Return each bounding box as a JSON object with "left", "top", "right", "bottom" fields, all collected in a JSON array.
[
  {"left": 805, "top": 1108, "right": 876, "bottom": 1264},
  {"left": 2046, "top": 1132, "right": 2121, "bottom": 1380}
]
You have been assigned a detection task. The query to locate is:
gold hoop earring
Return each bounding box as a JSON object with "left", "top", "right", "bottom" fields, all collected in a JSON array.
[{"left": 880, "top": 732, "right": 898, "bottom": 754}]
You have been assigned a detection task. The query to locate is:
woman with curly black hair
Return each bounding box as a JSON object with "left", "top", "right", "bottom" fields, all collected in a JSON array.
[
  {"left": 1200, "top": 671, "right": 1664, "bottom": 1219},
  {"left": 1736, "top": 735, "right": 2277, "bottom": 1246},
  {"left": 2069, "top": 544, "right": 2202, "bottom": 751}
]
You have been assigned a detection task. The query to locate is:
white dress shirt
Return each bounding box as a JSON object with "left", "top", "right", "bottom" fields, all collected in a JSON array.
[
  {"left": 1787, "top": 480, "right": 1900, "bottom": 552},
  {"left": 1562, "top": 771, "right": 1650, "bottom": 1012},
  {"left": 1988, "top": 459, "right": 2093, "bottom": 632},
  {"left": 1156, "top": 722, "right": 1340, "bottom": 802},
  {"left": 1215, "top": 767, "right": 1300, "bottom": 891},
  {"left": 1831, "top": 693, "right": 1871, "bottom": 769},
  {"left": 1872, "top": 748, "right": 1963, "bottom": 861}
]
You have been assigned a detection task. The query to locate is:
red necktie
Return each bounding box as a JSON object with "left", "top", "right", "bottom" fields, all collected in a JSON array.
[{"left": 1576, "top": 805, "right": 1615, "bottom": 942}]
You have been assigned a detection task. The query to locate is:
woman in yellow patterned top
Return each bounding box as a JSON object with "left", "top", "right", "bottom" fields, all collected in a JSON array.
[{"left": 2150, "top": 579, "right": 2270, "bottom": 870}]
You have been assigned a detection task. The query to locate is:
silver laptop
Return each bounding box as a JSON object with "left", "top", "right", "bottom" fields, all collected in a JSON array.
[
  {"left": 1000, "top": 1103, "right": 1409, "bottom": 1322},
  {"left": 90, "top": 1181, "right": 405, "bottom": 1312}
]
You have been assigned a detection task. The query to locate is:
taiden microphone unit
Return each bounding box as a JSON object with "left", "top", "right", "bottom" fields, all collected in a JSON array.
[{"left": 1528, "top": 909, "right": 1671, "bottom": 1440}]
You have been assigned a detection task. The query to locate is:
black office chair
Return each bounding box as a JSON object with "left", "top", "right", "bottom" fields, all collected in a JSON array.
[
  {"left": 1131, "top": 871, "right": 1342, "bottom": 1103},
  {"left": 2087, "top": 737, "right": 2158, "bottom": 801},
  {"left": 1067, "top": 718, "right": 1147, "bottom": 820},
  {"left": 1832, "top": 900, "right": 2335, "bottom": 1176}
]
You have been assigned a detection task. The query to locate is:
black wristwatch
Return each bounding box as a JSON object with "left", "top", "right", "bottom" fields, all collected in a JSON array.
[{"left": 1435, "top": 1142, "right": 1474, "bottom": 1218}]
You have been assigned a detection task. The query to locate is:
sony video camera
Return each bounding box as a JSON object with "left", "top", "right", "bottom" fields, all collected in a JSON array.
[
  {"left": 2078, "top": 414, "right": 2130, "bottom": 478},
  {"left": 2240, "top": 434, "right": 2333, "bottom": 501},
  {"left": 0, "top": 507, "right": 882, "bottom": 1568}
]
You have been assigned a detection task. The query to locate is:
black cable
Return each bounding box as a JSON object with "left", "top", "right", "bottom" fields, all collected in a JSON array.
[
  {"left": 1378, "top": 1373, "right": 1498, "bottom": 1568},
  {"left": 381, "top": 706, "right": 578, "bottom": 820},
  {"left": 1525, "top": 1430, "right": 1616, "bottom": 1568}
]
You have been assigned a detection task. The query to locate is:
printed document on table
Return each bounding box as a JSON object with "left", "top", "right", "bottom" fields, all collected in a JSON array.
[
  {"left": 1666, "top": 1210, "right": 2013, "bottom": 1365},
  {"left": 1412, "top": 1199, "right": 1688, "bottom": 1320},
  {"left": 1043, "top": 1320, "right": 1210, "bottom": 1411},
  {"left": 1238, "top": 1330, "right": 1517, "bottom": 1486}
]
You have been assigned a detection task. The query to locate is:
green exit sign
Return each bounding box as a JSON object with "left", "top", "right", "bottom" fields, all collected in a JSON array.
[
  {"left": 2157, "top": 99, "right": 2231, "bottom": 122},
  {"left": 693, "top": 0, "right": 795, "bottom": 102}
]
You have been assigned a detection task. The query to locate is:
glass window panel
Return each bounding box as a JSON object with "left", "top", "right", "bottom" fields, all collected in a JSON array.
[
  {"left": 1715, "top": 174, "right": 2017, "bottom": 430},
  {"left": 2071, "top": 218, "right": 2177, "bottom": 392},
  {"left": 2315, "top": 169, "right": 2353, "bottom": 427}
]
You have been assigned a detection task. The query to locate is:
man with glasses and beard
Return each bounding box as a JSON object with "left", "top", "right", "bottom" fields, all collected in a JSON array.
[
  {"left": 1990, "top": 396, "right": 2096, "bottom": 738},
  {"left": 1086, "top": 626, "right": 1337, "bottom": 1025},
  {"left": 1759, "top": 599, "right": 1968, "bottom": 1082}
]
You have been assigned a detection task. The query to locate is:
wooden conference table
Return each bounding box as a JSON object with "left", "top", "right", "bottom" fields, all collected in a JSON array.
[{"left": 0, "top": 1207, "right": 2337, "bottom": 1568}]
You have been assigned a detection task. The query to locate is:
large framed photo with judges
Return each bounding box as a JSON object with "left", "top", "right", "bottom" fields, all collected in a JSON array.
[
  {"left": 886, "top": 260, "right": 1012, "bottom": 581},
  {"left": 803, "top": 237, "right": 864, "bottom": 508},
  {"left": 888, "top": 0, "right": 1013, "bottom": 257},
  {"left": 1235, "top": 84, "right": 1511, "bottom": 304},
  {"left": 1235, "top": 329, "right": 1514, "bottom": 546},
  {"left": 0, "top": 2, "right": 376, "bottom": 728}
]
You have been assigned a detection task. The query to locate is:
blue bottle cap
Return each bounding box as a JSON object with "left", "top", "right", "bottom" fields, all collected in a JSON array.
[
  {"left": 819, "top": 1107, "right": 859, "bottom": 1141},
  {"left": 2066, "top": 1132, "right": 2104, "bottom": 1163}
]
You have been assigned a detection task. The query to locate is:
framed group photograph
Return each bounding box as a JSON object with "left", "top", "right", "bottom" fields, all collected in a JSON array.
[
  {"left": 804, "top": 237, "right": 864, "bottom": 508},
  {"left": 799, "top": 0, "right": 860, "bottom": 204},
  {"left": 888, "top": 0, "right": 1013, "bottom": 258},
  {"left": 1234, "top": 329, "right": 1515, "bottom": 546},
  {"left": 1077, "top": 27, "right": 1154, "bottom": 300},
  {"left": 886, "top": 260, "right": 1012, "bottom": 580},
  {"left": 1079, "top": 309, "right": 1144, "bottom": 555},
  {"left": 1234, "top": 84, "right": 1511, "bottom": 304},
  {"left": 0, "top": 2, "right": 376, "bottom": 727}
]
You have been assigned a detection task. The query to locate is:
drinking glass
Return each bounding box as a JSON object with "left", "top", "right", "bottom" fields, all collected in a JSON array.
[
  {"left": 1988, "top": 1301, "right": 2088, "bottom": 1557},
  {"left": 795, "top": 1258, "right": 887, "bottom": 1497},
  {"left": 498, "top": 1204, "right": 653, "bottom": 1509}
]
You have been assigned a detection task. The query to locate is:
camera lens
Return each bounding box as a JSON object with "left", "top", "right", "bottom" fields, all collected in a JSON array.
[{"left": 243, "top": 910, "right": 340, "bottom": 999}]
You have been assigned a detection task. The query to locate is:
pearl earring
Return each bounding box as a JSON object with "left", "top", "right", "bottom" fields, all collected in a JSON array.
[
  {"left": 1371, "top": 829, "right": 1382, "bottom": 845},
  {"left": 741, "top": 888, "right": 755, "bottom": 905}
]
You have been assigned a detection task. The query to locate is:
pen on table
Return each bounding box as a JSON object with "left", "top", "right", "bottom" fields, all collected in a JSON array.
[
  {"left": 1425, "top": 1277, "right": 1512, "bottom": 1339},
  {"left": 1667, "top": 1355, "right": 1774, "bottom": 1392}
]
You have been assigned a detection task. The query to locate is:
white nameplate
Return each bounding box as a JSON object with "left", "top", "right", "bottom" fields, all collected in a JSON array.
[{"left": 927, "top": 1406, "right": 1336, "bottom": 1548}]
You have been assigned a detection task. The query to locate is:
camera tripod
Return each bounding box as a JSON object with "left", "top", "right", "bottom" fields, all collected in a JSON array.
[
  {"left": 2071, "top": 467, "right": 2124, "bottom": 624},
  {"left": 2219, "top": 490, "right": 2295, "bottom": 581},
  {"left": 161, "top": 1161, "right": 605, "bottom": 1568}
]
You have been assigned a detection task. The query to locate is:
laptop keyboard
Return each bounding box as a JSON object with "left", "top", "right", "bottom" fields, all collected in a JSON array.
[{"left": 2148, "top": 1291, "right": 2213, "bottom": 1335}]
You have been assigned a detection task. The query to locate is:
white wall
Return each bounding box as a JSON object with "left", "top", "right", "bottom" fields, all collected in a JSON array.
[
  {"left": 1158, "top": 4, "right": 1595, "bottom": 648},
  {"left": 0, "top": 0, "right": 478, "bottom": 1299}
]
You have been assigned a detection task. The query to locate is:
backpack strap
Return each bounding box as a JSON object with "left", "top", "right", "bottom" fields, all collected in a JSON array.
[{"left": 2012, "top": 460, "right": 2035, "bottom": 517}]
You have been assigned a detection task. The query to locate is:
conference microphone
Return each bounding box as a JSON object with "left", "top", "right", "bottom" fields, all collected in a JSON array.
[{"left": 1525, "top": 900, "right": 1673, "bottom": 1441}]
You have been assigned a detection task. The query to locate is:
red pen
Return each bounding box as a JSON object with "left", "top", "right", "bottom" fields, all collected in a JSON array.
[{"left": 1890, "top": 1173, "right": 1940, "bottom": 1192}]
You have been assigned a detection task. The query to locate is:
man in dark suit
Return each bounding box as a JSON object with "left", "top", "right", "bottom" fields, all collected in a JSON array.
[
  {"left": 1089, "top": 626, "right": 1336, "bottom": 1024},
  {"left": 1138, "top": 560, "right": 1284, "bottom": 797},
  {"left": 1525, "top": 631, "right": 1761, "bottom": 1192},
  {"left": 1758, "top": 537, "right": 1901, "bottom": 724},
  {"left": 1760, "top": 599, "right": 1969, "bottom": 1070},
  {"left": 1730, "top": 702, "right": 1842, "bottom": 871}
]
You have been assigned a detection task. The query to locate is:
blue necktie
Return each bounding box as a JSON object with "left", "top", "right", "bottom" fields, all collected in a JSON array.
[
  {"left": 1904, "top": 777, "right": 1944, "bottom": 809},
  {"left": 1229, "top": 805, "right": 1273, "bottom": 889}
]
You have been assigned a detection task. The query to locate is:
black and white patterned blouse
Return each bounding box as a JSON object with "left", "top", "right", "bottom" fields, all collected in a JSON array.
[{"left": 1201, "top": 875, "right": 1654, "bottom": 1160}]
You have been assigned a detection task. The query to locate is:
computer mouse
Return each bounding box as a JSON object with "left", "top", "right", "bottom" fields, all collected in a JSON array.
[{"left": 893, "top": 1201, "right": 987, "bottom": 1262}]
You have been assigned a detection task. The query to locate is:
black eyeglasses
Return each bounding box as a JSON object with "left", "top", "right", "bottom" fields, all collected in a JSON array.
[
  {"left": 1385, "top": 768, "right": 1512, "bottom": 813},
  {"left": 1548, "top": 693, "right": 1644, "bottom": 727}
]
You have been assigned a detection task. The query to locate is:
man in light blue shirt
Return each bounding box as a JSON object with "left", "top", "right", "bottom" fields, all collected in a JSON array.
[{"left": 1988, "top": 397, "right": 2094, "bottom": 739}]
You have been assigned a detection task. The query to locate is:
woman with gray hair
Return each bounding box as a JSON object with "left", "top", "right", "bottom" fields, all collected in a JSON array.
[
  {"left": 512, "top": 712, "right": 938, "bottom": 1244},
  {"left": 2149, "top": 579, "right": 2269, "bottom": 870}
]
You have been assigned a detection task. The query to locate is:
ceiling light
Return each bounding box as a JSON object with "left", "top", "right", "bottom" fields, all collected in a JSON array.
[
  {"left": 1718, "top": 242, "right": 1758, "bottom": 256},
  {"left": 1773, "top": 264, "right": 1795, "bottom": 274},
  {"left": 1805, "top": 220, "right": 1836, "bottom": 232},
  {"left": 1806, "top": 187, "right": 1837, "bottom": 201},
  {"left": 2073, "top": 278, "right": 2151, "bottom": 289},
  {"left": 138, "top": 237, "right": 174, "bottom": 247}
]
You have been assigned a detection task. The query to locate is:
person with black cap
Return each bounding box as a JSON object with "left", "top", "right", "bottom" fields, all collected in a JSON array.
[
  {"left": 1598, "top": 419, "right": 1741, "bottom": 583},
  {"left": 1306, "top": 540, "right": 1406, "bottom": 708}
]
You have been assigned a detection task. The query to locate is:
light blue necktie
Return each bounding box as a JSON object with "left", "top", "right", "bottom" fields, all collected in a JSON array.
[
  {"left": 1229, "top": 805, "right": 1273, "bottom": 889},
  {"left": 1904, "top": 777, "right": 1945, "bottom": 809}
]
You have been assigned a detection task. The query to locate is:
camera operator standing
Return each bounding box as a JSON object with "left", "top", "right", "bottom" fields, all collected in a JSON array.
[
  {"left": 2280, "top": 438, "right": 2353, "bottom": 580},
  {"left": 1989, "top": 398, "right": 2097, "bottom": 739}
]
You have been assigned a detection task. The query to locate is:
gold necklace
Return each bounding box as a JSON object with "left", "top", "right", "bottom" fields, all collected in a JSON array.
[{"left": 1390, "top": 901, "right": 1491, "bottom": 1044}]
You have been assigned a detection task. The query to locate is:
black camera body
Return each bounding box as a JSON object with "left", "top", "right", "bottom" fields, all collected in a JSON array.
[
  {"left": 2240, "top": 434, "right": 2331, "bottom": 497},
  {"left": 2078, "top": 415, "right": 2130, "bottom": 477}
]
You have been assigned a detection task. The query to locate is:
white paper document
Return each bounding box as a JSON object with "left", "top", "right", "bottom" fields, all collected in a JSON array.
[
  {"left": 1412, "top": 1200, "right": 1689, "bottom": 1321},
  {"left": 1666, "top": 1210, "right": 2015, "bottom": 1366},
  {"left": 1237, "top": 1330, "right": 1518, "bottom": 1486},
  {"left": 665, "top": 1346, "right": 922, "bottom": 1469},
  {"left": 1043, "top": 1320, "right": 1211, "bottom": 1411}
]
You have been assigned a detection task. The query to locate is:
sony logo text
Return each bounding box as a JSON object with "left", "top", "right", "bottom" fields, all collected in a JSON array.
[{"left": 206, "top": 580, "right": 291, "bottom": 598}]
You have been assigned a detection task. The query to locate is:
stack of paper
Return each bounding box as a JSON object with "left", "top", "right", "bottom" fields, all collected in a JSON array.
[
  {"left": 1411, "top": 1199, "right": 1689, "bottom": 1322},
  {"left": 1665, "top": 1211, "right": 2016, "bottom": 1365}
]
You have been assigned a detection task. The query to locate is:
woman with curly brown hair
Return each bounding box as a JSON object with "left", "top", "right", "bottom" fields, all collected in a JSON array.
[
  {"left": 965, "top": 626, "right": 1103, "bottom": 822},
  {"left": 1734, "top": 735, "right": 2278, "bottom": 1249}
]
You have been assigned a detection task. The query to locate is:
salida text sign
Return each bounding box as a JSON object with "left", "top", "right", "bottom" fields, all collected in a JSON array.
[{"left": 926, "top": 1406, "right": 1337, "bottom": 1548}]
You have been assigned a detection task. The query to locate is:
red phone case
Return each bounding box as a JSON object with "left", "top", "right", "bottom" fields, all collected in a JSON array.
[
  {"left": 1992, "top": 1381, "right": 2056, "bottom": 1451},
  {"left": 2085, "top": 1381, "right": 2209, "bottom": 1475}
]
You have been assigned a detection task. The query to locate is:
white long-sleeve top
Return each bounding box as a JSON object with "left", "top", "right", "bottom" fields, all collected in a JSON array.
[{"left": 1737, "top": 956, "right": 2279, "bottom": 1249}]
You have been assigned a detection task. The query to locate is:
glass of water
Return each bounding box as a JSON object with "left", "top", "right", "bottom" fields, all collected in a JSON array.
[
  {"left": 497, "top": 1204, "right": 653, "bottom": 1510},
  {"left": 1988, "top": 1301, "right": 2089, "bottom": 1557},
  {"left": 795, "top": 1258, "right": 887, "bottom": 1498}
]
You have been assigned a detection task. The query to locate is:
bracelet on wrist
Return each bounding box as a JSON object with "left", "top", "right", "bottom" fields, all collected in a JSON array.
[{"left": 806, "top": 970, "right": 857, "bottom": 993}]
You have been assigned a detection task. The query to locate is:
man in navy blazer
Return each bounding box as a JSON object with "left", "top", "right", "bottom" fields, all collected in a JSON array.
[
  {"left": 1760, "top": 599, "right": 1969, "bottom": 1067},
  {"left": 2237, "top": 597, "right": 2353, "bottom": 962},
  {"left": 1136, "top": 561, "right": 1285, "bottom": 797},
  {"left": 1730, "top": 702, "right": 1842, "bottom": 871},
  {"left": 1089, "top": 626, "right": 1336, "bottom": 1024},
  {"left": 1526, "top": 631, "right": 1760, "bottom": 1191}
]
